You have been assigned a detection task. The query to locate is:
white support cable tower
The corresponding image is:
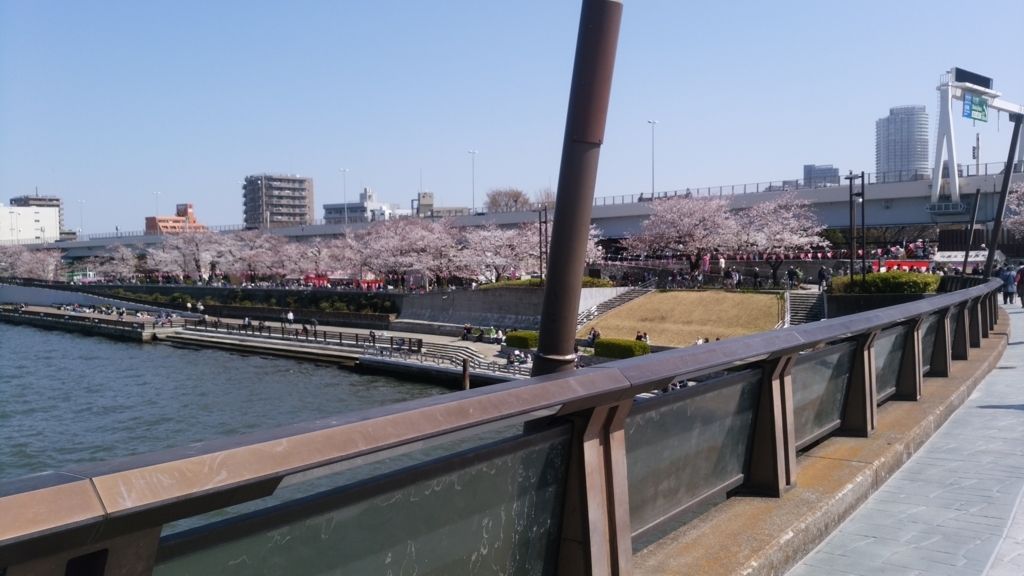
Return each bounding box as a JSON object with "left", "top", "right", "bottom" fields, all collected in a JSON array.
[{"left": 932, "top": 67, "right": 1024, "bottom": 204}]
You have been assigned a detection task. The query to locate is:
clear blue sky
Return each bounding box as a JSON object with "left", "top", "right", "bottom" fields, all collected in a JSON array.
[{"left": 2, "top": 0, "right": 1022, "bottom": 234}]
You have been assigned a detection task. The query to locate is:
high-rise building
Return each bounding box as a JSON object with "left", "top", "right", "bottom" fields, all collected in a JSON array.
[
  {"left": 10, "top": 194, "right": 64, "bottom": 231},
  {"left": 323, "top": 188, "right": 410, "bottom": 224},
  {"left": 802, "top": 164, "right": 840, "bottom": 187},
  {"left": 875, "top": 106, "right": 929, "bottom": 181},
  {"left": 242, "top": 174, "right": 315, "bottom": 229}
]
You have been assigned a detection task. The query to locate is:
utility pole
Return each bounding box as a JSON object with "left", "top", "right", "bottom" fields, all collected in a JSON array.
[
  {"left": 648, "top": 120, "right": 658, "bottom": 197},
  {"left": 468, "top": 151, "right": 478, "bottom": 213}
]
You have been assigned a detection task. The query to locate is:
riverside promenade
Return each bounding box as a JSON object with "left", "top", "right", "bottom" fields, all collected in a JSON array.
[{"left": 790, "top": 303, "right": 1024, "bottom": 576}]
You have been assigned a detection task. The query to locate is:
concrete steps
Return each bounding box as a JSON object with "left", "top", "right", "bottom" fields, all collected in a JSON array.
[
  {"left": 788, "top": 291, "right": 826, "bottom": 325},
  {"left": 577, "top": 281, "right": 656, "bottom": 330}
]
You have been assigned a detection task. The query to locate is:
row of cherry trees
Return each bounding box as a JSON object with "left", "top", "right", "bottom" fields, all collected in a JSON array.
[
  {"left": 0, "top": 245, "right": 66, "bottom": 280},
  {"left": 622, "top": 193, "right": 829, "bottom": 282},
  {"left": 91, "top": 218, "right": 603, "bottom": 288}
]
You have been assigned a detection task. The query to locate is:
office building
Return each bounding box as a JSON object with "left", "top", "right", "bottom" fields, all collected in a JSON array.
[
  {"left": 10, "top": 194, "right": 65, "bottom": 231},
  {"left": 803, "top": 164, "right": 840, "bottom": 187},
  {"left": 145, "top": 204, "right": 207, "bottom": 234},
  {"left": 242, "top": 174, "right": 315, "bottom": 229},
  {"left": 323, "top": 188, "right": 410, "bottom": 224},
  {"left": 875, "top": 106, "right": 930, "bottom": 180},
  {"left": 1, "top": 205, "right": 61, "bottom": 244}
]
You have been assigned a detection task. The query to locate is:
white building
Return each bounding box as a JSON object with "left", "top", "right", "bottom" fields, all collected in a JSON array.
[
  {"left": 323, "top": 188, "right": 411, "bottom": 224},
  {"left": 875, "top": 105, "right": 930, "bottom": 182},
  {"left": 0, "top": 205, "right": 61, "bottom": 244}
]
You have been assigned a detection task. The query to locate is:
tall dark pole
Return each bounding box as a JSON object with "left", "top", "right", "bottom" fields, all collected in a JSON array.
[
  {"left": 962, "top": 188, "right": 982, "bottom": 274},
  {"left": 860, "top": 172, "right": 867, "bottom": 281},
  {"left": 648, "top": 120, "right": 657, "bottom": 197},
  {"left": 984, "top": 113, "right": 1023, "bottom": 278},
  {"left": 845, "top": 172, "right": 858, "bottom": 284},
  {"left": 533, "top": 0, "right": 622, "bottom": 377}
]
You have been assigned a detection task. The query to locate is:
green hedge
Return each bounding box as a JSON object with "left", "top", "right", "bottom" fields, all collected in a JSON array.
[
  {"left": 830, "top": 271, "right": 941, "bottom": 295},
  {"left": 478, "top": 277, "right": 613, "bottom": 290},
  {"left": 594, "top": 338, "right": 651, "bottom": 359},
  {"left": 505, "top": 331, "right": 539, "bottom": 349}
]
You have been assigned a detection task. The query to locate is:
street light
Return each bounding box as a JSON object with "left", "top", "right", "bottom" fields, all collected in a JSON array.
[
  {"left": 152, "top": 191, "right": 161, "bottom": 216},
  {"left": 468, "top": 150, "right": 478, "bottom": 213},
  {"left": 77, "top": 200, "right": 85, "bottom": 236},
  {"left": 845, "top": 171, "right": 864, "bottom": 283},
  {"left": 339, "top": 168, "right": 349, "bottom": 225},
  {"left": 647, "top": 120, "right": 658, "bottom": 197}
]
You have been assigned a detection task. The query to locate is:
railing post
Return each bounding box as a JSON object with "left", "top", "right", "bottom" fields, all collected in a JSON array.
[
  {"left": 950, "top": 301, "right": 966, "bottom": 358},
  {"left": 743, "top": 354, "right": 797, "bottom": 496},
  {"left": 929, "top": 307, "right": 954, "bottom": 377},
  {"left": 989, "top": 291, "right": 998, "bottom": 327},
  {"left": 979, "top": 296, "right": 990, "bottom": 339},
  {"left": 4, "top": 527, "right": 162, "bottom": 576},
  {"left": 895, "top": 316, "right": 926, "bottom": 401},
  {"left": 839, "top": 330, "right": 879, "bottom": 437},
  {"left": 969, "top": 297, "right": 983, "bottom": 348},
  {"left": 557, "top": 400, "right": 633, "bottom": 576}
]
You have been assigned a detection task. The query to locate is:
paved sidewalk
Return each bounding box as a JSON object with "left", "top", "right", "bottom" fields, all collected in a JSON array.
[{"left": 789, "top": 305, "right": 1024, "bottom": 575}]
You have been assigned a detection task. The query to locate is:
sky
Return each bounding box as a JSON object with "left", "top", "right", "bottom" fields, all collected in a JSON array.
[{"left": 1, "top": 0, "right": 1023, "bottom": 235}]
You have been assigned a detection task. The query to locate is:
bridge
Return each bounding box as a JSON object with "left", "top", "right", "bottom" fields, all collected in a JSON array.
[{"left": 0, "top": 276, "right": 1013, "bottom": 575}]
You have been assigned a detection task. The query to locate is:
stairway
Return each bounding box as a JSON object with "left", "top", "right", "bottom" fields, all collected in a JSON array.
[
  {"left": 576, "top": 280, "right": 657, "bottom": 330},
  {"left": 787, "top": 291, "right": 826, "bottom": 325}
]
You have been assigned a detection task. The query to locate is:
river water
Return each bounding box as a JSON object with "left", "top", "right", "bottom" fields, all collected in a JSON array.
[{"left": 1, "top": 323, "right": 485, "bottom": 532}]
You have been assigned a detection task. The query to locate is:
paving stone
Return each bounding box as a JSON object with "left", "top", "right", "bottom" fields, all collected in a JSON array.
[{"left": 788, "top": 304, "right": 1024, "bottom": 576}]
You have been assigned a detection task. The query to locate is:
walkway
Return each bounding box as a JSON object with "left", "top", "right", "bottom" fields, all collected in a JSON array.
[
  {"left": 790, "top": 304, "right": 1024, "bottom": 575},
  {"left": 19, "top": 305, "right": 507, "bottom": 359}
]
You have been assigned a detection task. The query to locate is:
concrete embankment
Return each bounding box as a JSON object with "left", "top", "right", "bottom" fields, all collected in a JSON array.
[{"left": 0, "top": 309, "right": 156, "bottom": 343}]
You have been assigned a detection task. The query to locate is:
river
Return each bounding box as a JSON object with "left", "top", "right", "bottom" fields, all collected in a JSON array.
[{"left": 1, "top": 323, "right": 504, "bottom": 531}]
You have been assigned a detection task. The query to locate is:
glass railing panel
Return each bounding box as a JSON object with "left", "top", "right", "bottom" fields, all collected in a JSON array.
[
  {"left": 950, "top": 304, "right": 962, "bottom": 346},
  {"left": 791, "top": 343, "right": 856, "bottom": 449},
  {"left": 920, "top": 313, "right": 942, "bottom": 374},
  {"left": 153, "top": 425, "right": 572, "bottom": 576},
  {"left": 625, "top": 369, "right": 761, "bottom": 545},
  {"left": 874, "top": 325, "right": 908, "bottom": 401}
]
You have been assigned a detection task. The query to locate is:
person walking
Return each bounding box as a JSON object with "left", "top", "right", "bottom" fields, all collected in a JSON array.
[
  {"left": 786, "top": 266, "right": 799, "bottom": 289},
  {"left": 1001, "top": 266, "right": 1018, "bottom": 305},
  {"left": 818, "top": 266, "right": 830, "bottom": 292},
  {"left": 286, "top": 310, "right": 294, "bottom": 326},
  {"left": 1016, "top": 267, "right": 1024, "bottom": 309}
]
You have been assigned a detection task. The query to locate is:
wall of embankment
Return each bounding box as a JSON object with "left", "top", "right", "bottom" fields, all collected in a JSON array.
[
  {"left": 14, "top": 284, "right": 632, "bottom": 335},
  {"left": 0, "top": 284, "right": 184, "bottom": 315}
]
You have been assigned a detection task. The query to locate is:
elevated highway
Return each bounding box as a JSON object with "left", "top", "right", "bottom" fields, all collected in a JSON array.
[{"left": 16, "top": 168, "right": 1023, "bottom": 258}]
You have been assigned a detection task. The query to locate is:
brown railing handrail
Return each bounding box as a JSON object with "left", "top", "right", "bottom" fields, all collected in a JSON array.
[{"left": 0, "top": 278, "right": 1002, "bottom": 567}]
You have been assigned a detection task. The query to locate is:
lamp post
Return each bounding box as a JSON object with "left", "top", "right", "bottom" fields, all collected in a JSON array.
[
  {"left": 859, "top": 171, "right": 866, "bottom": 281},
  {"left": 339, "top": 168, "right": 349, "bottom": 225},
  {"left": 41, "top": 226, "right": 46, "bottom": 247},
  {"left": 468, "top": 150, "right": 478, "bottom": 213},
  {"left": 152, "top": 191, "right": 161, "bottom": 216},
  {"left": 77, "top": 200, "right": 85, "bottom": 236},
  {"left": 647, "top": 120, "right": 658, "bottom": 197},
  {"left": 845, "top": 171, "right": 863, "bottom": 283}
]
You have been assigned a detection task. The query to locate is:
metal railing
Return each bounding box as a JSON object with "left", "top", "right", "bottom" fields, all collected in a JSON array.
[
  {"left": 183, "top": 320, "right": 423, "bottom": 353},
  {"left": 0, "top": 306, "right": 180, "bottom": 332},
  {"left": 363, "top": 345, "right": 532, "bottom": 378},
  {"left": 0, "top": 278, "right": 1004, "bottom": 574}
]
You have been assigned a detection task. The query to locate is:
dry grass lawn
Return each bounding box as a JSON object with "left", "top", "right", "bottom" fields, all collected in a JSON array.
[{"left": 578, "top": 291, "right": 781, "bottom": 347}]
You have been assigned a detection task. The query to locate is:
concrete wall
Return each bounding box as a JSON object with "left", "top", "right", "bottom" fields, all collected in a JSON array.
[
  {"left": 0, "top": 285, "right": 188, "bottom": 315},
  {"left": 395, "top": 287, "right": 630, "bottom": 331}
]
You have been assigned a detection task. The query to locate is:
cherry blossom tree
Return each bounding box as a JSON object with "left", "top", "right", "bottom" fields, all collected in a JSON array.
[
  {"left": 624, "top": 196, "right": 736, "bottom": 265},
  {"left": 97, "top": 244, "right": 141, "bottom": 281},
  {"left": 222, "top": 230, "right": 287, "bottom": 281},
  {"left": 147, "top": 230, "right": 227, "bottom": 280},
  {"left": 0, "top": 247, "right": 67, "bottom": 280},
  {"left": 464, "top": 222, "right": 534, "bottom": 281},
  {"left": 420, "top": 218, "right": 474, "bottom": 288},
  {"left": 1004, "top": 182, "right": 1024, "bottom": 239},
  {"left": 731, "top": 193, "right": 828, "bottom": 285},
  {"left": 0, "top": 245, "right": 27, "bottom": 278}
]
